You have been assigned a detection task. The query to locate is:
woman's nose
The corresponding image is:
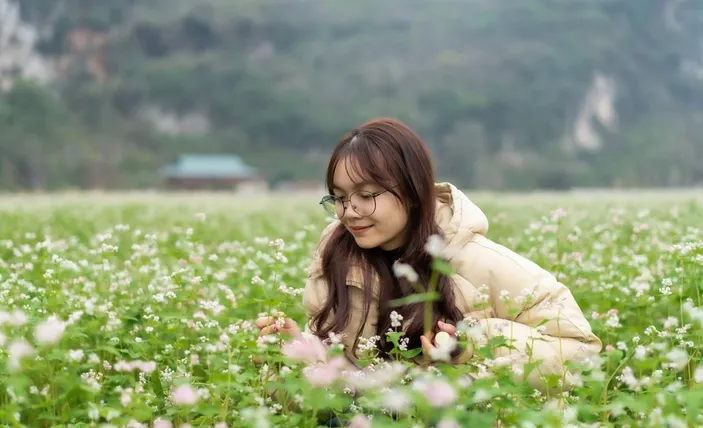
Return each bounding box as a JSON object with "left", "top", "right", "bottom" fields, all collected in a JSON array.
[{"left": 342, "top": 204, "right": 362, "bottom": 220}]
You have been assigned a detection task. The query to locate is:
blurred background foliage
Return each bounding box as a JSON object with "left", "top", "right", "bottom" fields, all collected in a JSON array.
[{"left": 1, "top": 0, "right": 703, "bottom": 191}]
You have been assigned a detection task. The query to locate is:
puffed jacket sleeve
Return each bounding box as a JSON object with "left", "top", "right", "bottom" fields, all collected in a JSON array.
[
  {"left": 299, "top": 221, "right": 352, "bottom": 364},
  {"left": 452, "top": 234, "right": 602, "bottom": 392}
]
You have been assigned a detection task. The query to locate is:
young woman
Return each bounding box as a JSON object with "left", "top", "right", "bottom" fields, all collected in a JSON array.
[{"left": 256, "top": 117, "right": 602, "bottom": 392}]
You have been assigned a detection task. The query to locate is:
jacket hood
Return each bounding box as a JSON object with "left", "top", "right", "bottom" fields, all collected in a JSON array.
[{"left": 434, "top": 182, "right": 489, "bottom": 258}]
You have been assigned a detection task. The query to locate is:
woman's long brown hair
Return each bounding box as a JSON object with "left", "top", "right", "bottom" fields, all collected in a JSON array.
[{"left": 309, "top": 118, "right": 464, "bottom": 357}]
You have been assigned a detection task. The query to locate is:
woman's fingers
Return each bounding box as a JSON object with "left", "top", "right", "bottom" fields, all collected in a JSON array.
[
  {"left": 255, "top": 316, "right": 273, "bottom": 329},
  {"left": 420, "top": 335, "right": 433, "bottom": 349},
  {"left": 420, "top": 334, "right": 434, "bottom": 362},
  {"left": 437, "top": 320, "right": 456, "bottom": 335},
  {"left": 258, "top": 324, "right": 279, "bottom": 336},
  {"left": 255, "top": 316, "right": 302, "bottom": 346}
]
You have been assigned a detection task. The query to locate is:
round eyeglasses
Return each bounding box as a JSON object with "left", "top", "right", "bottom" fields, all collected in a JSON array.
[{"left": 319, "top": 188, "right": 395, "bottom": 219}]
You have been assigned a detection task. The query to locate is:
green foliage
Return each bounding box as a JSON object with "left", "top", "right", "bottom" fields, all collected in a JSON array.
[{"left": 3, "top": 0, "right": 703, "bottom": 190}]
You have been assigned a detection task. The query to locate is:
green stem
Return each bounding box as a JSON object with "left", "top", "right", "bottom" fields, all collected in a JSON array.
[
  {"left": 424, "top": 269, "right": 439, "bottom": 335},
  {"left": 600, "top": 347, "right": 636, "bottom": 407},
  {"left": 222, "top": 347, "right": 232, "bottom": 420}
]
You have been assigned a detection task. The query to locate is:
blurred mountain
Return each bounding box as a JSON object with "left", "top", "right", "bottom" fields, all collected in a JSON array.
[{"left": 1, "top": 0, "right": 703, "bottom": 190}]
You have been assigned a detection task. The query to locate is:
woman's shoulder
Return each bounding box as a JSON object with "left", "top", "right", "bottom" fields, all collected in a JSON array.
[
  {"left": 446, "top": 232, "right": 570, "bottom": 311},
  {"left": 449, "top": 233, "right": 547, "bottom": 278}
]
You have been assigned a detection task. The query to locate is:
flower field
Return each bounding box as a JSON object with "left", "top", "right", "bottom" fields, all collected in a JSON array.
[{"left": 0, "top": 189, "right": 702, "bottom": 427}]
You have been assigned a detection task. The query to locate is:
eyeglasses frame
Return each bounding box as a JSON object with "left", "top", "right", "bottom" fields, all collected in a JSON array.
[{"left": 319, "top": 185, "right": 399, "bottom": 219}]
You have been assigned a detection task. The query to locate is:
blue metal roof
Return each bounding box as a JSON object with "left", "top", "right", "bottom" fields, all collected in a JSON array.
[{"left": 160, "top": 154, "right": 259, "bottom": 179}]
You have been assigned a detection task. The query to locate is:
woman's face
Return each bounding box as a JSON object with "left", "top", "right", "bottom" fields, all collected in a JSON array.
[{"left": 331, "top": 157, "right": 408, "bottom": 250}]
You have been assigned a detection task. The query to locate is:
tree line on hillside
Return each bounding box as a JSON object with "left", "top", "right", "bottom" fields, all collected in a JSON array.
[{"left": 1, "top": 0, "right": 702, "bottom": 191}]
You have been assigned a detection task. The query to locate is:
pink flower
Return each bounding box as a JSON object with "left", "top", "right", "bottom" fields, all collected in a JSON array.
[
  {"left": 342, "top": 361, "right": 406, "bottom": 391},
  {"left": 347, "top": 415, "right": 371, "bottom": 428},
  {"left": 153, "top": 419, "right": 173, "bottom": 428},
  {"left": 418, "top": 379, "right": 457, "bottom": 407},
  {"left": 282, "top": 335, "right": 328, "bottom": 364},
  {"left": 303, "top": 357, "right": 350, "bottom": 387},
  {"left": 304, "top": 365, "right": 339, "bottom": 387},
  {"left": 113, "top": 360, "right": 157, "bottom": 373},
  {"left": 550, "top": 208, "right": 566, "bottom": 220},
  {"left": 120, "top": 391, "right": 132, "bottom": 407},
  {"left": 437, "top": 419, "right": 461, "bottom": 428},
  {"left": 171, "top": 384, "right": 198, "bottom": 406},
  {"left": 137, "top": 361, "right": 157, "bottom": 373}
]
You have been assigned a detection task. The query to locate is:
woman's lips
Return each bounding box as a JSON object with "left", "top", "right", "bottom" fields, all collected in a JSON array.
[{"left": 348, "top": 225, "right": 372, "bottom": 234}]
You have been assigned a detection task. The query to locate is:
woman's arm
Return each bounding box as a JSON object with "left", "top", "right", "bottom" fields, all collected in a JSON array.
[{"left": 451, "top": 234, "right": 602, "bottom": 392}]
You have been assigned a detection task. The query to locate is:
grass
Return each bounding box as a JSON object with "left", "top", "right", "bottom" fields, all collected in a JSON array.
[{"left": 0, "top": 189, "right": 701, "bottom": 427}]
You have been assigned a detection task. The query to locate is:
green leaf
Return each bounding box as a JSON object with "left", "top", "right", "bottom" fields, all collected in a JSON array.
[
  {"left": 432, "top": 259, "right": 455, "bottom": 275},
  {"left": 522, "top": 360, "right": 542, "bottom": 380},
  {"left": 151, "top": 369, "right": 165, "bottom": 400},
  {"left": 535, "top": 318, "right": 551, "bottom": 327},
  {"left": 466, "top": 410, "right": 498, "bottom": 425},
  {"left": 401, "top": 348, "right": 423, "bottom": 359},
  {"left": 96, "top": 345, "right": 122, "bottom": 356},
  {"left": 389, "top": 292, "right": 440, "bottom": 307}
]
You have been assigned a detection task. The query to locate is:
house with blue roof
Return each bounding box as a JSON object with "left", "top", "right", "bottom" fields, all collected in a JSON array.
[{"left": 159, "top": 154, "right": 267, "bottom": 191}]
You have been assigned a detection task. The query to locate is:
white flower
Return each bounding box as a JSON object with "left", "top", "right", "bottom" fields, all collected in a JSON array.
[
  {"left": 429, "top": 334, "right": 457, "bottom": 362},
  {"left": 663, "top": 316, "right": 678, "bottom": 329},
  {"left": 8, "top": 310, "right": 27, "bottom": 326},
  {"left": 457, "top": 319, "right": 484, "bottom": 341},
  {"left": 383, "top": 388, "right": 412, "bottom": 412},
  {"left": 390, "top": 311, "right": 403, "bottom": 328},
  {"left": 695, "top": 367, "right": 703, "bottom": 383},
  {"left": 393, "top": 262, "right": 418, "bottom": 282},
  {"left": 634, "top": 345, "right": 647, "bottom": 360},
  {"left": 424, "top": 234, "right": 445, "bottom": 257},
  {"left": 34, "top": 316, "right": 66, "bottom": 346},
  {"left": 604, "top": 313, "right": 622, "bottom": 328},
  {"left": 7, "top": 339, "right": 35, "bottom": 371},
  {"left": 68, "top": 349, "right": 85, "bottom": 362},
  {"left": 664, "top": 347, "right": 689, "bottom": 370}
]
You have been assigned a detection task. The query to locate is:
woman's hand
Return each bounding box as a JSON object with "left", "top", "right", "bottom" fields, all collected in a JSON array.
[
  {"left": 255, "top": 311, "right": 303, "bottom": 341},
  {"left": 420, "top": 320, "right": 457, "bottom": 364},
  {"left": 252, "top": 312, "right": 303, "bottom": 365}
]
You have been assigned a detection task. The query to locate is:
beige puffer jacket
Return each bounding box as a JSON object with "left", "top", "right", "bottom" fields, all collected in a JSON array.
[{"left": 302, "top": 182, "right": 602, "bottom": 391}]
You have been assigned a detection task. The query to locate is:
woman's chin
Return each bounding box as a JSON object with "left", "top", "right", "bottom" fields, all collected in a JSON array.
[{"left": 353, "top": 236, "right": 380, "bottom": 249}]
